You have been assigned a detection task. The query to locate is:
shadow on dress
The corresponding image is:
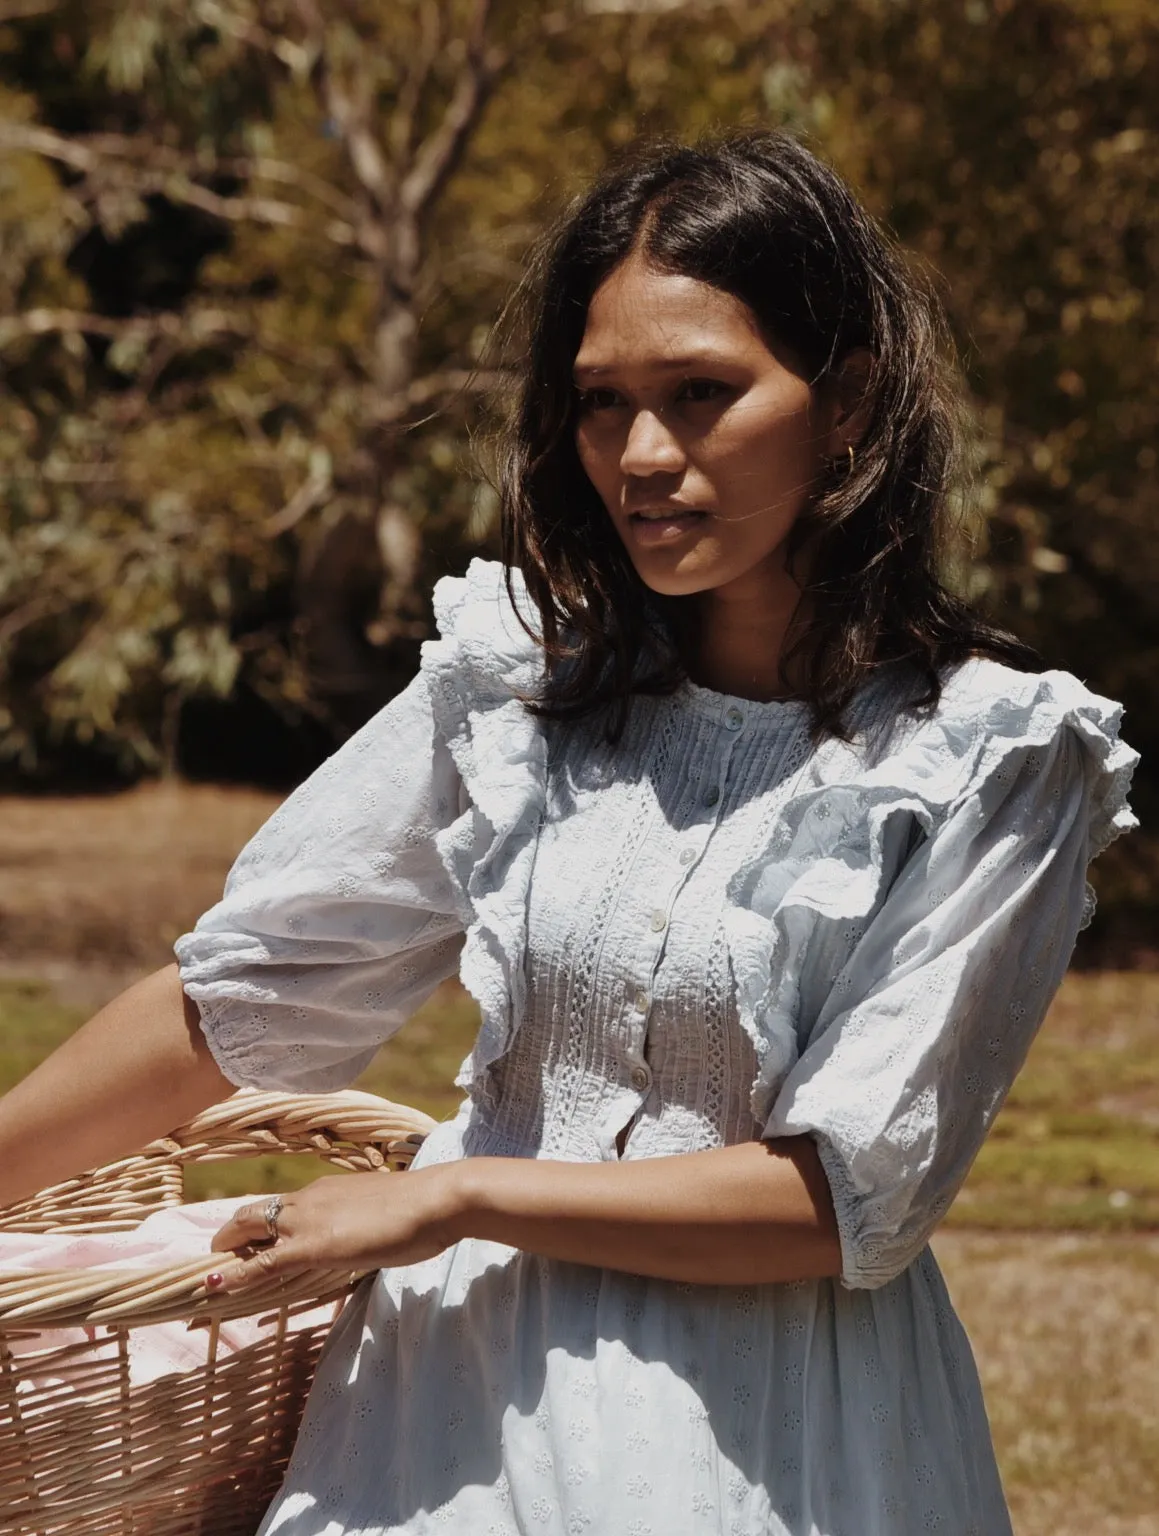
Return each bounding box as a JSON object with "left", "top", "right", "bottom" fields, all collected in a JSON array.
[{"left": 263, "top": 1236, "right": 977, "bottom": 1536}]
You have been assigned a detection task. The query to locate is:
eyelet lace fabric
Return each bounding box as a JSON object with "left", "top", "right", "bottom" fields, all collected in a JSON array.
[{"left": 177, "top": 560, "right": 1138, "bottom": 1536}]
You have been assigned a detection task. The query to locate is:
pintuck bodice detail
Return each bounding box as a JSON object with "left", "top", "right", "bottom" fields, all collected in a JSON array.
[
  {"left": 175, "top": 558, "right": 1138, "bottom": 1536},
  {"left": 472, "top": 687, "right": 814, "bottom": 1164}
]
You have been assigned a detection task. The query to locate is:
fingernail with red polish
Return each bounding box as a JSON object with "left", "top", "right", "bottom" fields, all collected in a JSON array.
[{"left": 206, "top": 1271, "right": 225, "bottom": 1290}]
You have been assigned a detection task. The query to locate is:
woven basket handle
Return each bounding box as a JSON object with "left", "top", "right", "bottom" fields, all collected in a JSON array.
[
  {"left": 0, "top": 1089, "right": 438, "bottom": 1236},
  {"left": 145, "top": 1087, "right": 438, "bottom": 1170}
]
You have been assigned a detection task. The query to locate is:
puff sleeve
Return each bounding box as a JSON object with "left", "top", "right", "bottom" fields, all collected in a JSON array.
[
  {"left": 764, "top": 698, "right": 1137, "bottom": 1289},
  {"left": 174, "top": 672, "right": 466, "bottom": 1093}
]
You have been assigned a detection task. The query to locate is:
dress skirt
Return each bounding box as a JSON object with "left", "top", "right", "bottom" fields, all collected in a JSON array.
[{"left": 257, "top": 1120, "right": 1010, "bottom": 1536}]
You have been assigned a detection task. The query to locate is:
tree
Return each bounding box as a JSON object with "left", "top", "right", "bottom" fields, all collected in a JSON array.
[
  {"left": 0, "top": 1, "right": 1155, "bottom": 953},
  {"left": 0, "top": 0, "right": 788, "bottom": 776},
  {"left": 794, "top": 0, "right": 1159, "bottom": 955}
]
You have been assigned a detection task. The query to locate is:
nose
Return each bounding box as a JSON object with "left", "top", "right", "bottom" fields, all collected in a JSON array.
[{"left": 619, "top": 408, "right": 685, "bottom": 479}]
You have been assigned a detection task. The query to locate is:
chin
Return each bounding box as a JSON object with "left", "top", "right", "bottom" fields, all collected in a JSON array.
[
  {"left": 636, "top": 572, "right": 718, "bottom": 600},
  {"left": 628, "top": 559, "right": 714, "bottom": 599},
  {"left": 626, "top": 546, "right": 747, "bottom": 599}
]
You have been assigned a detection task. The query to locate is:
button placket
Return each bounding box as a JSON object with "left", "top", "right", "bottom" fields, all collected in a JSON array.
[
  {"left": 699, "top": 703, "right": 744, "bottom": 815},
  {"left": 626, "top": 910, "right": 664, "bottom": 1076},
  {"left": 622, "top": 898, "right": 664, "bottom": 1095},
  {"left": 620, "top": 701, "right": 747, "bottom": 1125}
]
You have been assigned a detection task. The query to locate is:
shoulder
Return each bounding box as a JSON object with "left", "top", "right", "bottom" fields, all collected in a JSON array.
[
  {"left": 418, "top": 560, "right": 549, "bottom": 825},
  {"left": 938, "top": 655, "right": 1123, "bottom": 734},
  {"left": 938, "top": 658, "right": 1132, "bottom": 795},
  {"left": 863, "top": 654, "right": 1131, "bottom": 766},
  {"left": 858, "top": 656, "right": 1138, "bottom": 857},
  {"left": 422, "top": 558, "right": 543, "bottom": 703}
]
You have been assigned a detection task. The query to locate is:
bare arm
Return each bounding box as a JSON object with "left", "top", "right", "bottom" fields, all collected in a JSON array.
[
  {"left": 449, "top": 1136, "right": 842, "bottom": 1285},
  {"left": 210, "top": 1134, "right": 843, "bottom": 1291},
  {"left": 0, "top": 963, "right": 234, "bottom": 1209}
]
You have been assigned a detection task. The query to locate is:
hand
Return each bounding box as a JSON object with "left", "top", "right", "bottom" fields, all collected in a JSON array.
[{"left": 206, "top": 1165, "right": 465, "bottom": 1294}]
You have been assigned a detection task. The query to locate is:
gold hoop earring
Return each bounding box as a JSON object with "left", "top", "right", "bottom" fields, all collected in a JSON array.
[{"left": 846, "top": 445, "right": 855, "bottom": 474}]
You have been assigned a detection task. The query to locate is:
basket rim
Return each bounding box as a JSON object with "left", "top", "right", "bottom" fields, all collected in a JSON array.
[
  {"left": 0, "top": 1087, "right": 434, "bottom": 1329},
  {"left": 0, "top": 1255, "right": 369, "bottom": 1330}
]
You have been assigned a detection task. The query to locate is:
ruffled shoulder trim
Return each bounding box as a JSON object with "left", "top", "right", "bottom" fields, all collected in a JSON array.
[
  {"left": 419, "top": 560, "right": 548, "bottom": 1097},
  {"left": 726, "top": 659, "right": 1139, "bottom": 1122},
  {"left": 936, "top": 659, "right": 1138, "bottom": 861}
]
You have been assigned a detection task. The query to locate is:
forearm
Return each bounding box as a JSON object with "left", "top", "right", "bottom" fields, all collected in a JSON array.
[
  {"left": 450, "top": 1135, "right": 842, "bottom": 1287},
  {"left": 0, "top": 963, "right": 234, "bottom": 1208}
]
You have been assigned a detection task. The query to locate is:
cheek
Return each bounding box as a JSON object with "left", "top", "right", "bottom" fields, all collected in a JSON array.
[
  {"left": 574, "top": 426, "right": 611, "bottom": 495},
  {"left": 708, "top": 402, "right": 819, "bottom": 507}
]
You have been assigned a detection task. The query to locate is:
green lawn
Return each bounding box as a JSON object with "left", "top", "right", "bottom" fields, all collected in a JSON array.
[
  {"left": 0, "top": 976, "right": 87, "bottom": 1090},
  {"left": 2, "top": 970, "right": 1157, "bottom": 1227},
  {"left": 946, "top": 971, "right": 1159, "bottom": 1232},
  {"left": 0, "top": 976, "right": 482, "bottom": 1202}
]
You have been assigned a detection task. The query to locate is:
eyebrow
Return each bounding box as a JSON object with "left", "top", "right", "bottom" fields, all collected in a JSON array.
[{"left": 572, "top": 353, "right": 740, "bottom": 381}]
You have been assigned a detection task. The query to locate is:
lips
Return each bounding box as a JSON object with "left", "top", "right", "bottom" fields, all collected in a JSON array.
[
  {"left": 627, "top": 505, "right": 707, "bottom": 521},
  {"left": 625, "top": 507, "right": 708, "bottom": 546}
]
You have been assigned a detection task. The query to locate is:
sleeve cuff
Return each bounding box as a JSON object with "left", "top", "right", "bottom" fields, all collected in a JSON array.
[{"left": 808, "top": 1133, "right": 925, "bottom": 1291}]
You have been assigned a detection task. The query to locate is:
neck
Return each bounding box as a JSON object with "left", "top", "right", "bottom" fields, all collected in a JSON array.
[{"left": 681, "top": 562, "right": 808, "bottom": 703}]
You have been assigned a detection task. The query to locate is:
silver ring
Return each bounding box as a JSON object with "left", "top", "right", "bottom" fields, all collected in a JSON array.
[{"left": 263, "top": 1195, "right": 284, "bottom": 1241}]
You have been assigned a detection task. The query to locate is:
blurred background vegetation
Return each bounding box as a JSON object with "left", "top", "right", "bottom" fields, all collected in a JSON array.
[
  {"left": 0, "top": 0, "right": 1155, "bottom": 957},
  {"left": 0, "top": 10, "right": 1156, "bottom": 1525}
]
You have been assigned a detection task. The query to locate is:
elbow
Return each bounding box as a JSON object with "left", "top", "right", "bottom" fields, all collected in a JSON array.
[
  {"left": 834, "top": 1228, "right": 925, "bottom": 1290},
  {"left": 752, "top": 1134, "right": 845, "bottom": 1284},
  {"left": 812, "top": 1139, "right": 940, "bottom": 1291}
]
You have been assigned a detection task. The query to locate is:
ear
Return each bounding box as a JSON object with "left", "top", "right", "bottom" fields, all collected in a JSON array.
[{"left": 819, "top": 348, "right": 875, "bottom": 457}]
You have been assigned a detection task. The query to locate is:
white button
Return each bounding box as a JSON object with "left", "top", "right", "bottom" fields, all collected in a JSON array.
[
  {"left": 679, "top": 846, "right": 696, "bottom": 866},
  {"left": 648, "top": 909, "right": 667, "bottom": 933},
  {"left": 725, "top": 706, "right": 745, "bottom": 731},
  {"left": 634, "top": 986, "right": 650, "bottom": 1012},
  {"left": 630, "top": 1065, "right": 650, "bottom": 1091},
  {"left": 703, "top": 785, "right": 720, "bottom": 808}
]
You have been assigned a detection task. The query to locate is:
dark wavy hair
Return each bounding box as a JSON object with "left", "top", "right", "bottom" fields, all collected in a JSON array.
[{"left": 496, "top": 129, "right": 1037, "bottom": 739}]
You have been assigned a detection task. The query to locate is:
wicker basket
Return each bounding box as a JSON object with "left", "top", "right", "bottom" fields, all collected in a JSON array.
[{"left": 0, "top": 1088, "right": 436, "bottom": 1536}]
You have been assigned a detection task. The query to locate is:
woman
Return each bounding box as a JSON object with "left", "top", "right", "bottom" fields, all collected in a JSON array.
[{"left": 0, "top": 131, "right": 1137, "bottom": 1535}]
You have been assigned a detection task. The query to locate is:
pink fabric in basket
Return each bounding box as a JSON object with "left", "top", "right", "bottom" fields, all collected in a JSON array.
[{"left": 0, "top": 1198, "right": 335, "bottom": 1388}]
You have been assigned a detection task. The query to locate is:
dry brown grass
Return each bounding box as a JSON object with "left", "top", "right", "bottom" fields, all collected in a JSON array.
[
  {"left": 0, "top": 784, "right": 278, "bottom": 984},
  {"left": 936, "top": 1231, "right": 1159, "bottom": 1536}
]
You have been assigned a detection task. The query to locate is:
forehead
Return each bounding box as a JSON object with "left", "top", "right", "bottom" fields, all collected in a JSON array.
[{"left": 574, "top": 256, "right": 768, "bottom": 375}]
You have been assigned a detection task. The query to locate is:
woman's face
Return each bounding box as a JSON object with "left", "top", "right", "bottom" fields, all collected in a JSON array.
[{"left": 573, "top": 254, "right": 843, "bottom": 602}]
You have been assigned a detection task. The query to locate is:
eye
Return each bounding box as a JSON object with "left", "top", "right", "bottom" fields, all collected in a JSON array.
[
  {"left": 575, "top": 386, "right": 623, "bottom": 413},
  {"left": 677, "top": 378, "right": 732, "bottom": 404}
]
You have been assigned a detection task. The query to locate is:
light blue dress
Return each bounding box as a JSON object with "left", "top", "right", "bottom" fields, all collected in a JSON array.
[{"left": 176, "top": 560, "right": 1137, "bottom": 1536}]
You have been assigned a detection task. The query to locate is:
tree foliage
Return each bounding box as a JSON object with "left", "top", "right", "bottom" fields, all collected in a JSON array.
[
  {"left": 0, "top": 0, "right": 1154, "bottom": 942},
  {"left": 0, "top": 0, "right": 791, "bottom": 774}
]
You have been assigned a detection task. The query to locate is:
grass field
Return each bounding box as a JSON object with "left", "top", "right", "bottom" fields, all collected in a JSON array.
[
  {"left": 936, "top": 1230, "right": 1159, "bottom": 1536},
  {"left": 1, "top": 785, "right": 1157, "bottom": 1534},
  {"left": 949, "top": 970, "right": 1159, "bottom": 1232}
]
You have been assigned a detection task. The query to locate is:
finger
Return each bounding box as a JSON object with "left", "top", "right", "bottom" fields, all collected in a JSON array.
[
  {"left": 205, "top": 1239, "right": 299, "bottom": 1295},
  {"left": 210, "top": 1197, "right": 291, "bottom": 1253}
]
